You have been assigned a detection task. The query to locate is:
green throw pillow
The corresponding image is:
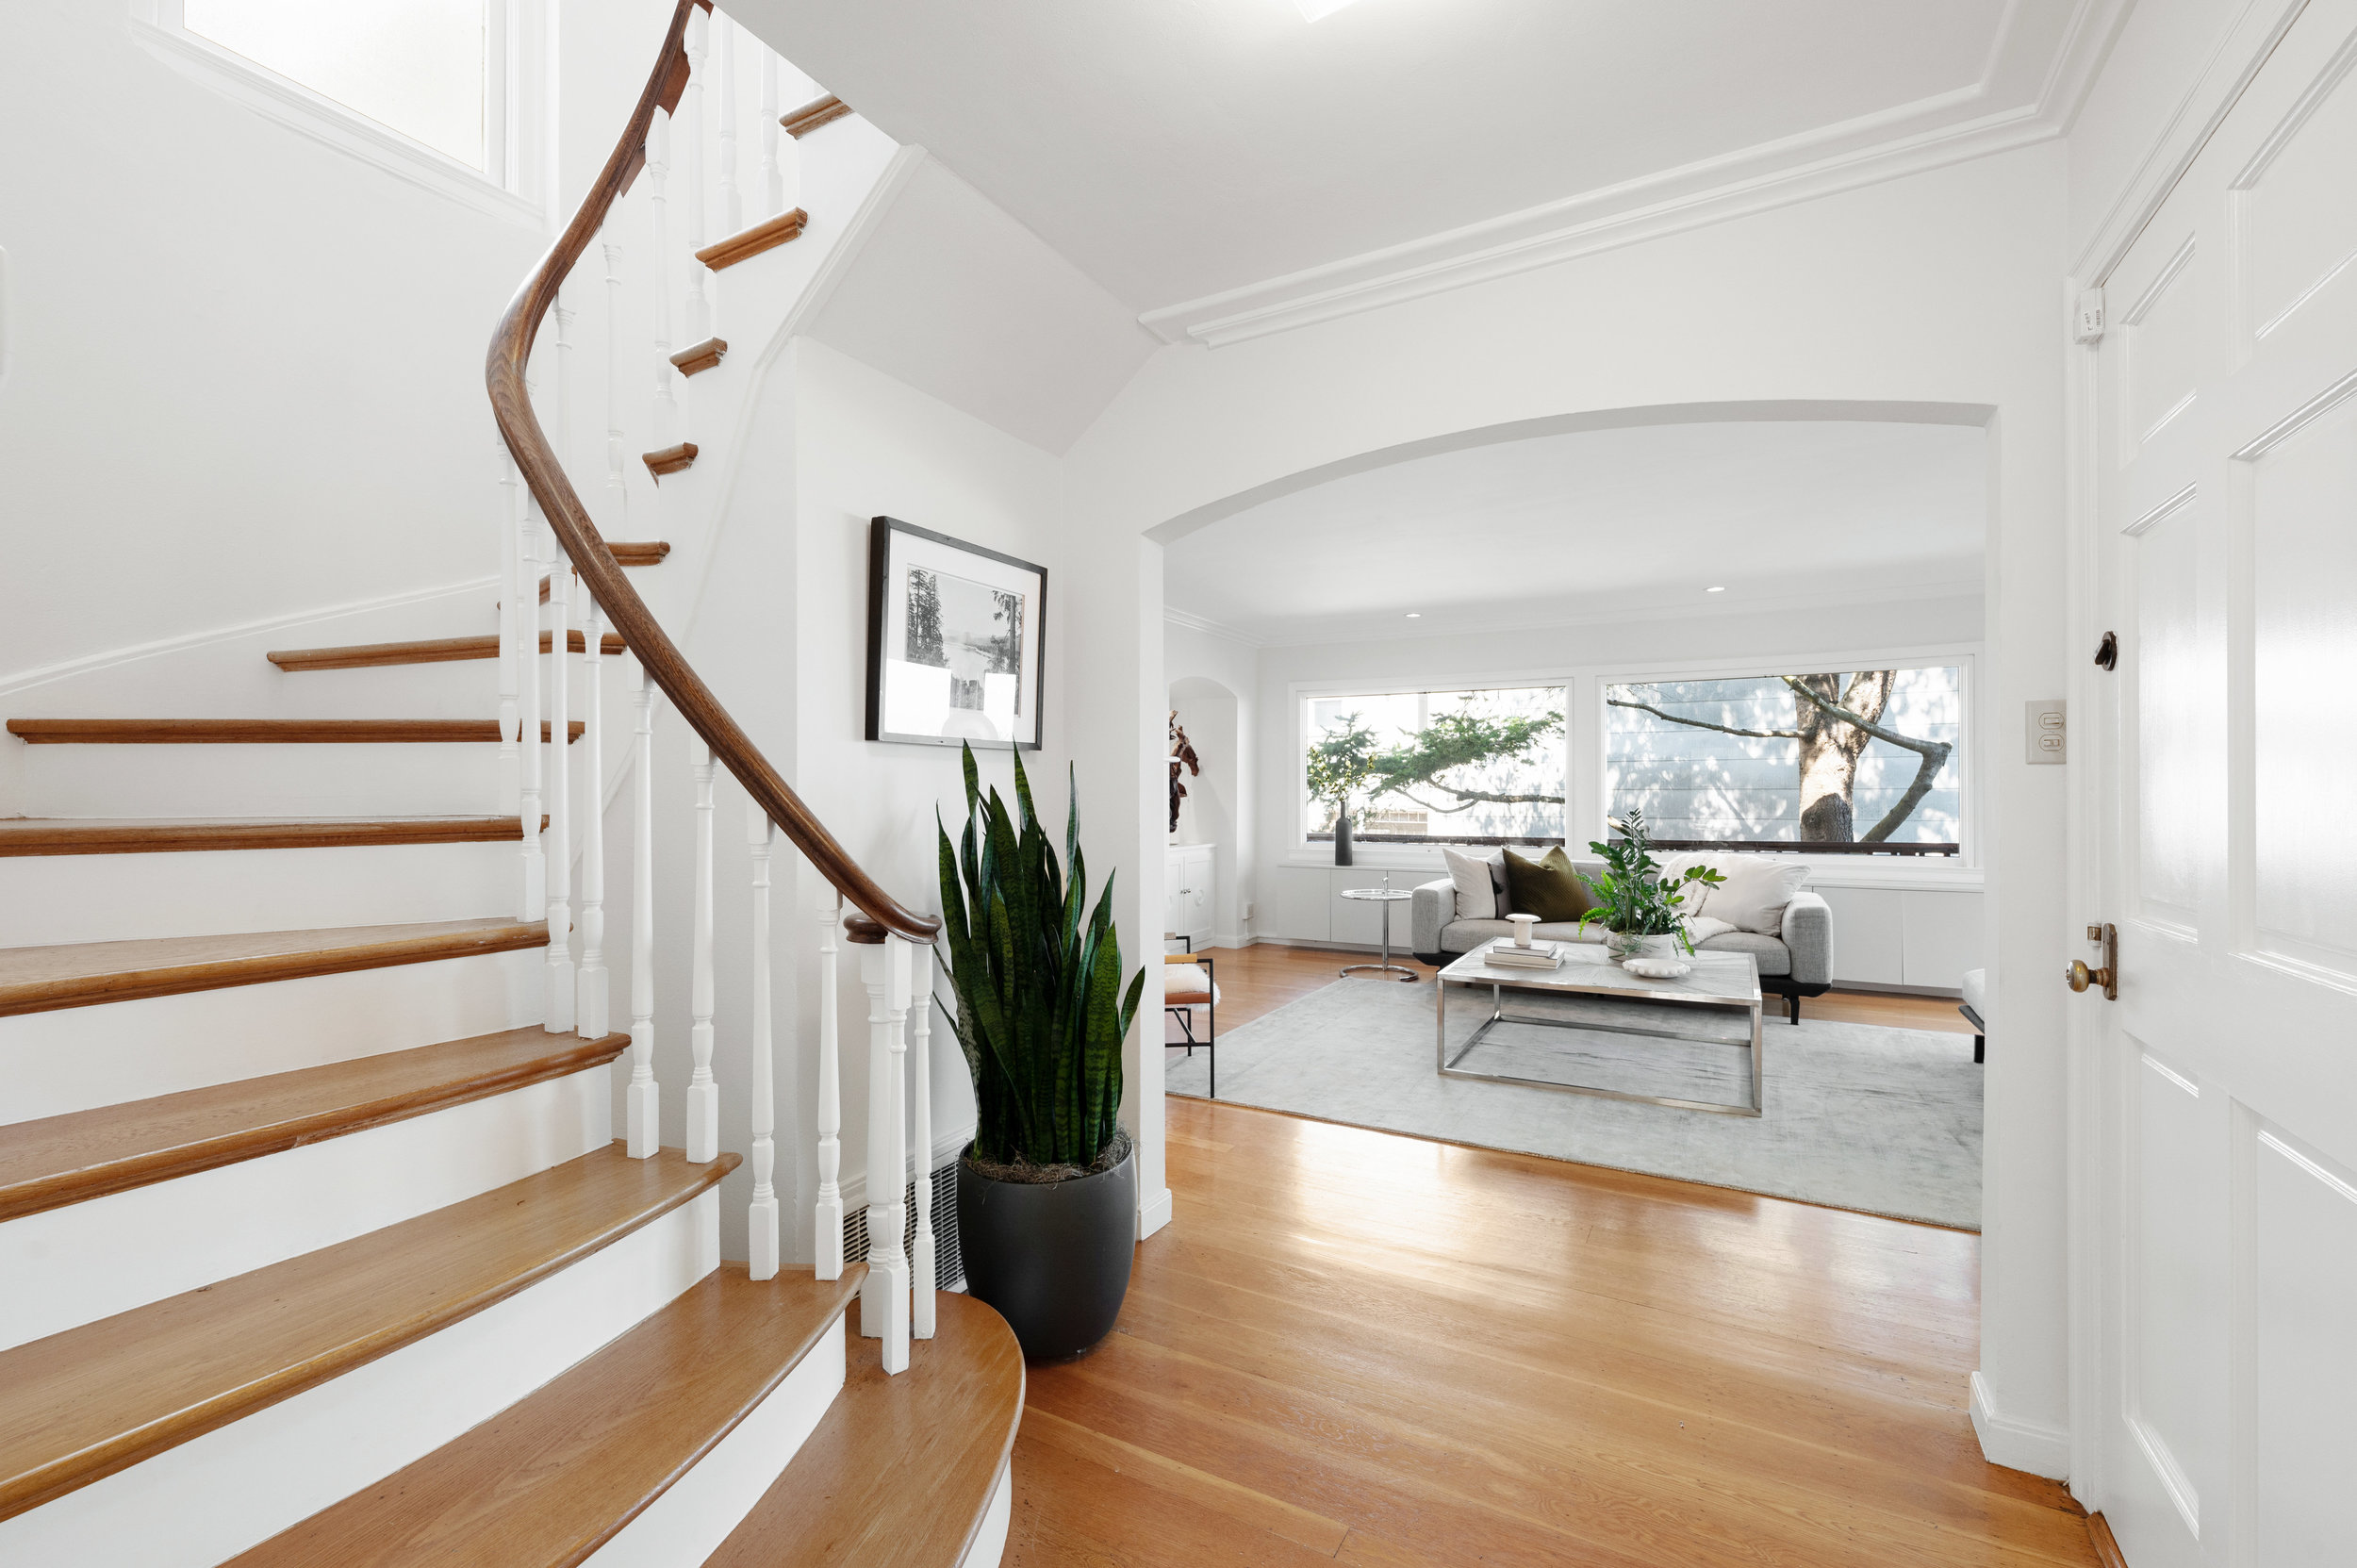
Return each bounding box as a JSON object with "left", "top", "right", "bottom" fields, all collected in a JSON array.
[{"left": 1502, "top": 847, "right": 1593, "bottom": 923}]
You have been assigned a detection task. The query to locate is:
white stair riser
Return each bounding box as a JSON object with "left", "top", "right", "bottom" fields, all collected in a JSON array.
[
  {"left": 964, "top": 1462, "right": 1014, "bottom": 1568},
  {"left": 581, "top": 1317, "right": 847, "bottom": 1568},
  {"left": 0, "top": 1064, "right": 611, "bottom": 1351},
  {"left": 0, "top": 1188, "right": 722, "bottom": 1568},
  {"left": 0, "top": 841, "right": 515, "bottom": 948},
  {"left": 0, "top": 949, "right": 541, "bottom": 1126},
  {"left": 15, "top": 742, "right": 519, "bottom": 817}
]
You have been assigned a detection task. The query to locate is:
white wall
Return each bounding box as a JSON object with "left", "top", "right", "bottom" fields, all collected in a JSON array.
[
  {"left": 1164, "top": 619, "right": 1260, "bottom": 946},
  {"left": 1243, "top": 595, "right": 1987, "bottom": 989},
  {"left": 1064, "top": 140, "right": 2073, "bottom": 1468}
]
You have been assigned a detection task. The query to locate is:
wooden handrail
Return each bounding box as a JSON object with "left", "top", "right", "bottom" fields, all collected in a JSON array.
[{"left": 486, "top": 0, "right": 940, "bottom": 944}]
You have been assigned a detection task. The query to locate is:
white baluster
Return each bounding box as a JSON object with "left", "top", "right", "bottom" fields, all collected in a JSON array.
[
  {"left": 626, "top": 671, "right": 659, "bottom": 1158},
  {"left": 647, "top": 107, "right": 679, "bottom": 450},
  {"left": 909, "top": 939, "right": 936, "bottom": 1340},
  {"left": 683, "top": 8, "right": 711, "bottom": 344},
  {"left": 496, "top": 444, "right": 520, "bottom": 799},
  {"left": 859, "top": 931, "right": 912, "bottom": 1374},
  {"left": 687, "top": 741, "right": 718, "bottom": 1164},
  {"left": 517, "top": 498, "right": 545, "bottom": 921},
  {"left": 717, "top": 14, "right": 741, "bottom": 239},
  {"left": 600, "top": 239, "right": 629, "bottom": 528},
  {"left": 759, "top": 50, "right": 782, "bottom": 218},
  {"left": 816, "top": 888, "right": 845, "bottom": 1280},
  {"left": 747, "top": 808, "right": 778, "bottom": 1279},
  {"left": 577, "top": 593, "right": 609, "bottom": 1038},
  {"left": 545, "top": 538, "right": 575, "bottom": 1032}
]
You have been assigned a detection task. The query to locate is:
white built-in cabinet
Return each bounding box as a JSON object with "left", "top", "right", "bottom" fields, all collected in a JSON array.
[
  {"left": 1810, "top": 884, "right": 1982, "bottom": 990},
  {"left": 1164, "top": 844, "right": 1214, "bottom": 949}
]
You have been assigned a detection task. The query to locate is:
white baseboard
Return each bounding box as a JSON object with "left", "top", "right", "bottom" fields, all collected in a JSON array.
[
  {"left": 1136, "top": 1185, "right": 1173, "bottom": 1241},
  {"left": 1970, "top": 1371, "right": 2070, "bottom": 1480}
]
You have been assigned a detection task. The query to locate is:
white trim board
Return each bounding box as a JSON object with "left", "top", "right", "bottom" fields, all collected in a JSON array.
[
  {"left": 1139, "top": 0, "right": 2131, "bottom": 347},
  {"left": 1971, "top": 1370, "right": 2072, "bottom": 1480}
]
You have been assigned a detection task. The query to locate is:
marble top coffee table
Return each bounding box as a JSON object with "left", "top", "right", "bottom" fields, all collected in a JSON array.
[{"left": 1435, "top": 940, "right": 1765, "bottom": 1115}]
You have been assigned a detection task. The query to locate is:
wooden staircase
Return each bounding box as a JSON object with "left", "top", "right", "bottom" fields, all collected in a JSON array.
[{"left": 0, "top": 6, "right": 1015, "bottom": 1561}]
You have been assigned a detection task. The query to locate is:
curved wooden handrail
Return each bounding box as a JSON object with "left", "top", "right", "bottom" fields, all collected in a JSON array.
[{"left": 486, "top": 0, "right": 939, "bottom": 943}]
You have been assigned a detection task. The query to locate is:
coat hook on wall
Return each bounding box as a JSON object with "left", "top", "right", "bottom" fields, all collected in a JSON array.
[{"left": 2094, "top": 632, "right": 2118, "bottom": 670}]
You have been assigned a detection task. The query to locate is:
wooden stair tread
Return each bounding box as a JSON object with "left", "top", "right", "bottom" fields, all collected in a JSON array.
[
  {"left": 0, "top": 816, "right": 537, "bottom": 856},
  {"left": 228, "top": 1263, "right": 865, "bottom": 1567},
  {"left": 6, "top": 719, "right": 584, "bottom": 744},
  {"left": 704, "top": 1290, "right": 1024, "bottom": 1568},
  {"left": 694, "top": 209, "right": 807, "bottom": 271},
  {"left": 0, "top": 1144, "right": 736, "bottom": 1522},
  {"left": 642, "top": 442, "right": 698, "bottom": 479},
  {"left": 669, "top": 337, "right": 728, "bottom": 376},
  {"left": 0, "top": 916, "right": 548, "bottom": 1018},
  {"left": 522, "top": 542, "right": 669, "bottom": 603},
  {"left": 269, "top": 633, "right": 627, "bottom": 671},
  {"left": 0, "top": 1026, "right": 627, "bottom": 1222},
  {"left": 781, "top": 94, "right": 849, "bottom": 138}
]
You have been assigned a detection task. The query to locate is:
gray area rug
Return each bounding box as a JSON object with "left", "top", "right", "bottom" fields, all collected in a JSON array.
[{"left": 1164, "top": 977, "right": 1983, "bottom": 1229}]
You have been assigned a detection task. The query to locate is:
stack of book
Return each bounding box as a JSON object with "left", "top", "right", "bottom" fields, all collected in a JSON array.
[{"left": 1486, "top": 938, "right": 1565, "bottom": 971}]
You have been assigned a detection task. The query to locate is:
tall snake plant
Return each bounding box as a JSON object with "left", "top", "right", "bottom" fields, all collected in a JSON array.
[{"left": 938, "top": 743, "right": 1146, "bottom": 1170}]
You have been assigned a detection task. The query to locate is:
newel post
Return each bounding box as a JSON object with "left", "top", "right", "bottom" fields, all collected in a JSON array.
[{"left": 852, "top": 918, "right": 912, "bottom": 1375}]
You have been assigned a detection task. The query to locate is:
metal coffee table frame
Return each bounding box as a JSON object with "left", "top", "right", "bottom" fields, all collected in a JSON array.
[{"left": 1435, "top": 945, "right": 1764, "bottom": 1116}]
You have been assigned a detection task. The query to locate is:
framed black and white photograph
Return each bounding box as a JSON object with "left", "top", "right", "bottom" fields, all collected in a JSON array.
[{"left": 865, "top": 517, "right": 1047, "bottom": 750}]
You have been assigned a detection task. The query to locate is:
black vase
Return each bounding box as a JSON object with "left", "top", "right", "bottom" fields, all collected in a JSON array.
[
  {"left": 957, "top": 1146, "right": 1137, "bottom": 1362},
  {"left": 1333, "top": 815, "right": 1354, "bottom": 866}
]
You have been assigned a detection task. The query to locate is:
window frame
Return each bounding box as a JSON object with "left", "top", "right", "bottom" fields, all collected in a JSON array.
[
  {"left": 1287, "top": 641, "right": 1983, "bottom": 888},
  {"left": 131, "top": 0, "right": 548, "bottom": 225}
]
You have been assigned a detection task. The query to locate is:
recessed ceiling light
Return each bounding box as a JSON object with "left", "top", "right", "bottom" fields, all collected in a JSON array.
[
  {"left": 1706, "top": 586, "right": 1726, "bottom": 593},
  {"left": 1295, "top": 0, "right": 1363, "bottom": 20},
  {"left": 1405, "top": 612, "right": 1422, "bottom": 619}
]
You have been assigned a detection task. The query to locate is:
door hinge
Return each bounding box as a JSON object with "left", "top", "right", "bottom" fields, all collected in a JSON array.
[{"left": 2075, "top": 287, "right": 2106, "bottom": 344}]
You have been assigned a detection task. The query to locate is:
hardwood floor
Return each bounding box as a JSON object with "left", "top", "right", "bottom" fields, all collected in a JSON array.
[
  {"left": 1010, "top": 1099, "right": 2088, "bottom": 1567},
  {"left": 1009, "top": 944, "right": 2071, "bottom": 1565}
]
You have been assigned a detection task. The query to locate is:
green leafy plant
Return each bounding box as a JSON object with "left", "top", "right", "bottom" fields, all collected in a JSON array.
[
  {"left": 938, "top": 743, "right": 1146, "bottom": 1169},
  {"left": 1305, "top": 712, "right": 1381, "bottom": 831},
  {"left": 1574, "top": 808, "right": 1724, "bottom": 954}
]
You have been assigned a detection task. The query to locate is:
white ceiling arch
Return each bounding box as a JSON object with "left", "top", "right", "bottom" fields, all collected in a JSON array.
[{"left": 1158, "top": 404, "right": 1991, "bottom": 645}]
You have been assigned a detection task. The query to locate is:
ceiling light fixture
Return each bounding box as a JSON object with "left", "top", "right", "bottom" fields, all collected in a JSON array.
[
  {"left": 1706, "top": 586, "right": 1726, "bottom": 593},
  {"left": 1405, "top": 611, "right": 1422, "bottom": 619},
  {"left": 1294, "top": 0, "right": 1363, "bottom": 20}
]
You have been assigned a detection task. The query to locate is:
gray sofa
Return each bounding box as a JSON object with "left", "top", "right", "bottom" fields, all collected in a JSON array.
[{"left": 1409, "top": 866, "right": 1834, "bottom": 1023}]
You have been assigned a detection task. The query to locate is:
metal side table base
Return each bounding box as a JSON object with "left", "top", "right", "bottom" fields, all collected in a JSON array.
[{"left": 1339, "top": 883, "right": 1421, "bottom": 982}]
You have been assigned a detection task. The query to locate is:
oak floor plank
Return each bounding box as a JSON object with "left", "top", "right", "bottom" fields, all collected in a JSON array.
[
  {"left": 0, "top": 1144, "right": 734, "bottom": 1521},
  {"left": 227, "top": 1263, "right": 860, "bottom": 1567},
  {"left": 0, "top": 1026, "right": 628, "bottom": 1221},
  {"left": 0, "top": 916, "right": 548, "bottom": 1017},
  {"left": 1010, "top": 1097, "right": 2097, "bottom": 1568}
]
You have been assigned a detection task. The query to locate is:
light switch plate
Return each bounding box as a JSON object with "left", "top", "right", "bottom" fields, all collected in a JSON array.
[{"left": 2026, "top": 699, "right": 2067, "bottom": 764}]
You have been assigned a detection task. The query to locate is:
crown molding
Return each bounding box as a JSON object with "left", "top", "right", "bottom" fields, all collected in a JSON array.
[
  {"left": 1162, "top": 604, "right": 1267, "bottom": 646},
  {"left": 1141, "top": 0, "right": 2129, "bottom": 350}
]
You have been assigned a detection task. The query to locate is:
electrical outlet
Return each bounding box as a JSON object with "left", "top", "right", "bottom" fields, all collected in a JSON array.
[{"left": 2026, "top": 699, "right": 2067, "bottom": 764}]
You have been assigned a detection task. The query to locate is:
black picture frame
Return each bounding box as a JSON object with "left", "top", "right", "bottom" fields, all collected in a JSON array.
[{"left": 865, "top": 516, "right": 1047, "bottom": 750}]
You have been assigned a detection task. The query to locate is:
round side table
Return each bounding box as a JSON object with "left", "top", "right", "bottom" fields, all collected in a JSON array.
[{"left": 1339, "top": 883, "right": 1419, "bottom": 982}]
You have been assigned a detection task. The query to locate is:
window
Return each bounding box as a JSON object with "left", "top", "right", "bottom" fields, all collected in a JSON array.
[
  {"left": 1604, "top": 665, "right": 1964, "bottom": 854},
  {"left": 134, "top": 0, "right": 538, "bottom": 218},
  {"left": 1302, "top": 685, "right": 1566, "bottom": 848},
  {"left": 184, "top": 0, "right": 488, "bottom": 168}
]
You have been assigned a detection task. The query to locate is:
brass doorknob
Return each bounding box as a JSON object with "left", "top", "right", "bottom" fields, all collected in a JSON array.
[
  {"left": 2069, "top": 922, "right": 2119, "bottom": 999},
  {"left": 2067, "top": 960, "right": 2113, "bottom": 994}
]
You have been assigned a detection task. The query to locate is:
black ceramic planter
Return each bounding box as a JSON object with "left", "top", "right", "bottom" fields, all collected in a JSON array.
[{"left": 957, "top": 1147, "right": 1136, "bottom": 1362}]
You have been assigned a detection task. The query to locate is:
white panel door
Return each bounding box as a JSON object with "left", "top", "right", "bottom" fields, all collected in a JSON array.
[{"left": 2092, "top": 5, "right": 2357, "bottom": 1561}]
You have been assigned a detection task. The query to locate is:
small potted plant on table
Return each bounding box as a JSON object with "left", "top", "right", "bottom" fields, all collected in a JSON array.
[
  {"left": 1576, "top": 809, "right": 1723, "bottom": 963},
  {"left": 938, "top": 744, "right": 1146, "bottom": 1362}
]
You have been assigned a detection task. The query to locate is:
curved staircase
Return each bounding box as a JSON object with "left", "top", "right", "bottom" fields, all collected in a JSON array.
[{"left": 0, "top": 4, "right": 1023, "bottom": 1562}]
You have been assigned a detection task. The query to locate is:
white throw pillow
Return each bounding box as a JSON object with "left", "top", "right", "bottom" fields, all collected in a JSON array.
[
  {"left": 1688, "top": 855, "right": 1810, "bottom": 935},
  {"left": 1654, "top": 852, "right": 1716, "bottom": 918},
  {"left": 1442, "top": 846, "right": 1500, "bottom": 921},
  {"left": 1681, "top": 915, "right": 1738, "bottom": 946}
]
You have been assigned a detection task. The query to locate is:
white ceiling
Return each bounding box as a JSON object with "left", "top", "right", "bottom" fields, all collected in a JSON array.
[
  {"left": 732, "top": 0, "right": 2114, "bottom": 327},
  {"left": 1162, "top": 421, "right": 1986, "bottom": 644}
]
